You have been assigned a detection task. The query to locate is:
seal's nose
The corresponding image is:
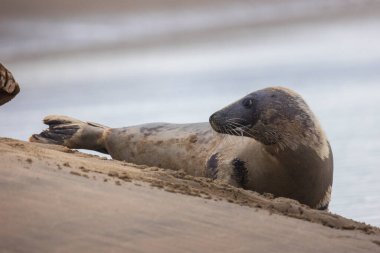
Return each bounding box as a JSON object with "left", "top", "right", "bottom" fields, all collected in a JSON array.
[
  {"left": 209, "top": 113, "right": 216, "bottom": 124},
  {"left": 209, "top": 113, "right": 221, "bottom": 132}
]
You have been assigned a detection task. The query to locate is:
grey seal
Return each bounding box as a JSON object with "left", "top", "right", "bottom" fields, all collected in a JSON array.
[
  {"left": 0, "top": 63, "right": 20, "bottom": 106},
  {"left": 30, "top": 87, "right": 333, "bottom": 209}
]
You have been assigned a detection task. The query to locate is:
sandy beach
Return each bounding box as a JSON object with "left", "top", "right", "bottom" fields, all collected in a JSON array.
[{"left": 1, "top": 137, "right": 379, "bottom": 252}]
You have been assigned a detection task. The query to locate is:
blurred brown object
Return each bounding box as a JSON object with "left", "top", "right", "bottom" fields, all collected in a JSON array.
[{"left": 0, "top": 63, "right": 20, "bottom": 106}]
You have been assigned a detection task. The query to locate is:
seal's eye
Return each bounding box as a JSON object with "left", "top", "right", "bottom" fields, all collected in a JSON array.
[{"left": 242, "top": 98, "right": 254, "bottom": 109}]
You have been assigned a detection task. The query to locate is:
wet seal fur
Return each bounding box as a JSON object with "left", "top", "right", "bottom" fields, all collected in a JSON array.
[
  {"left": 30, "top": 87, "right": 333, "bottom": 210},
  {"left": 0, "top": 63, "right": 20, "bottom": 106}
]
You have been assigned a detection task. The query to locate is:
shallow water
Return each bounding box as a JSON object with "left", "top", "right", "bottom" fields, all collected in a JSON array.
[{"left": 1, "top": 5, "right": 380, "bottom": 226}]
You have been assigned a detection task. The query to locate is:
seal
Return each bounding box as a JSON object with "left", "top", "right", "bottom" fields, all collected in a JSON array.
[
  {"left": 0, "top": 63, "right": 20, "bottom": 106},
  {"left": 30, "top": 87, "right": 333, "bottom": 209}
]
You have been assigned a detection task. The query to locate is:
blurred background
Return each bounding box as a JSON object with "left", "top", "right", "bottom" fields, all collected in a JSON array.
[{"left": 1, "top": 0, "right": 380, "bottom": 226}]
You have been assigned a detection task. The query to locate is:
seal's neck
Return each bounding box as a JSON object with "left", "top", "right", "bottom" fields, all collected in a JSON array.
[{"left": 265, "top": 142, "right": 333, "bottom": 209}]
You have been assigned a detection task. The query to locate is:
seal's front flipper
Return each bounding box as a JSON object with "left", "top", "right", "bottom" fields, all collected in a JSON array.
[{"left": 30, "top": 115, "right": 109, "bottom": 154}]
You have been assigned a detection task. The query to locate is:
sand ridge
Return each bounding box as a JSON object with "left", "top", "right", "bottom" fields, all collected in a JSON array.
[{"left": 0, "top": 137, "right": 378, "bottom": 234}]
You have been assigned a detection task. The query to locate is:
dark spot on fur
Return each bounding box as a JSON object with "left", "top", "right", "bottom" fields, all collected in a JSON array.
[
  {"left": 140, "top": 126, "right": 166, "bottom": 138},
  {"left": 231, "top": 158, "right": 248, "bottom": 188},
  {"left": 206, "top": 153, "right": 219, "bottom": 180},
  {"left": 372, "top": 240, "right": 380, "bottom": 247},
  {"left": 140, "top": 126, "right": 165, "bottom": 134}
]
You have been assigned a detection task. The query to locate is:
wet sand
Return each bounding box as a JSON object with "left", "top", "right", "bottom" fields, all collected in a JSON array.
[{"left": 0, "top": 137, "right": 379, "bottom": 252}]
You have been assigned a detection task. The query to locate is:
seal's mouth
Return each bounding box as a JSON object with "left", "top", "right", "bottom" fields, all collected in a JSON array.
[
  {"left": 226, "top": 123, "right": 253, "bottom": 137},
  {"left": 209, "top": 113, "right": 253, "bottom": 137}
]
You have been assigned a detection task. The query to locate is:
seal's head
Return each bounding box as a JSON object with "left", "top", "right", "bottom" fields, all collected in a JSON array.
[
  {"left": 210, "top": 87, "right": 329, "bottom": 159},
  {"left": 210, "top": 87, "right": 333, "bottom": 209}
]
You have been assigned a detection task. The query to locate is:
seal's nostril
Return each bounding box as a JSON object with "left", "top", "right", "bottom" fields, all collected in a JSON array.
[
  {"left": 209, "top": 113, "right": 221, "bottom": 132},
  {"left": 209, "top": 113, "right": 216, "bottom": 124}
]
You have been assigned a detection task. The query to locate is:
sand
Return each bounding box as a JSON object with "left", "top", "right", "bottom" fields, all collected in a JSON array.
[{"left": 0, "top": 137, "right": 379, "bottom": 252}]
